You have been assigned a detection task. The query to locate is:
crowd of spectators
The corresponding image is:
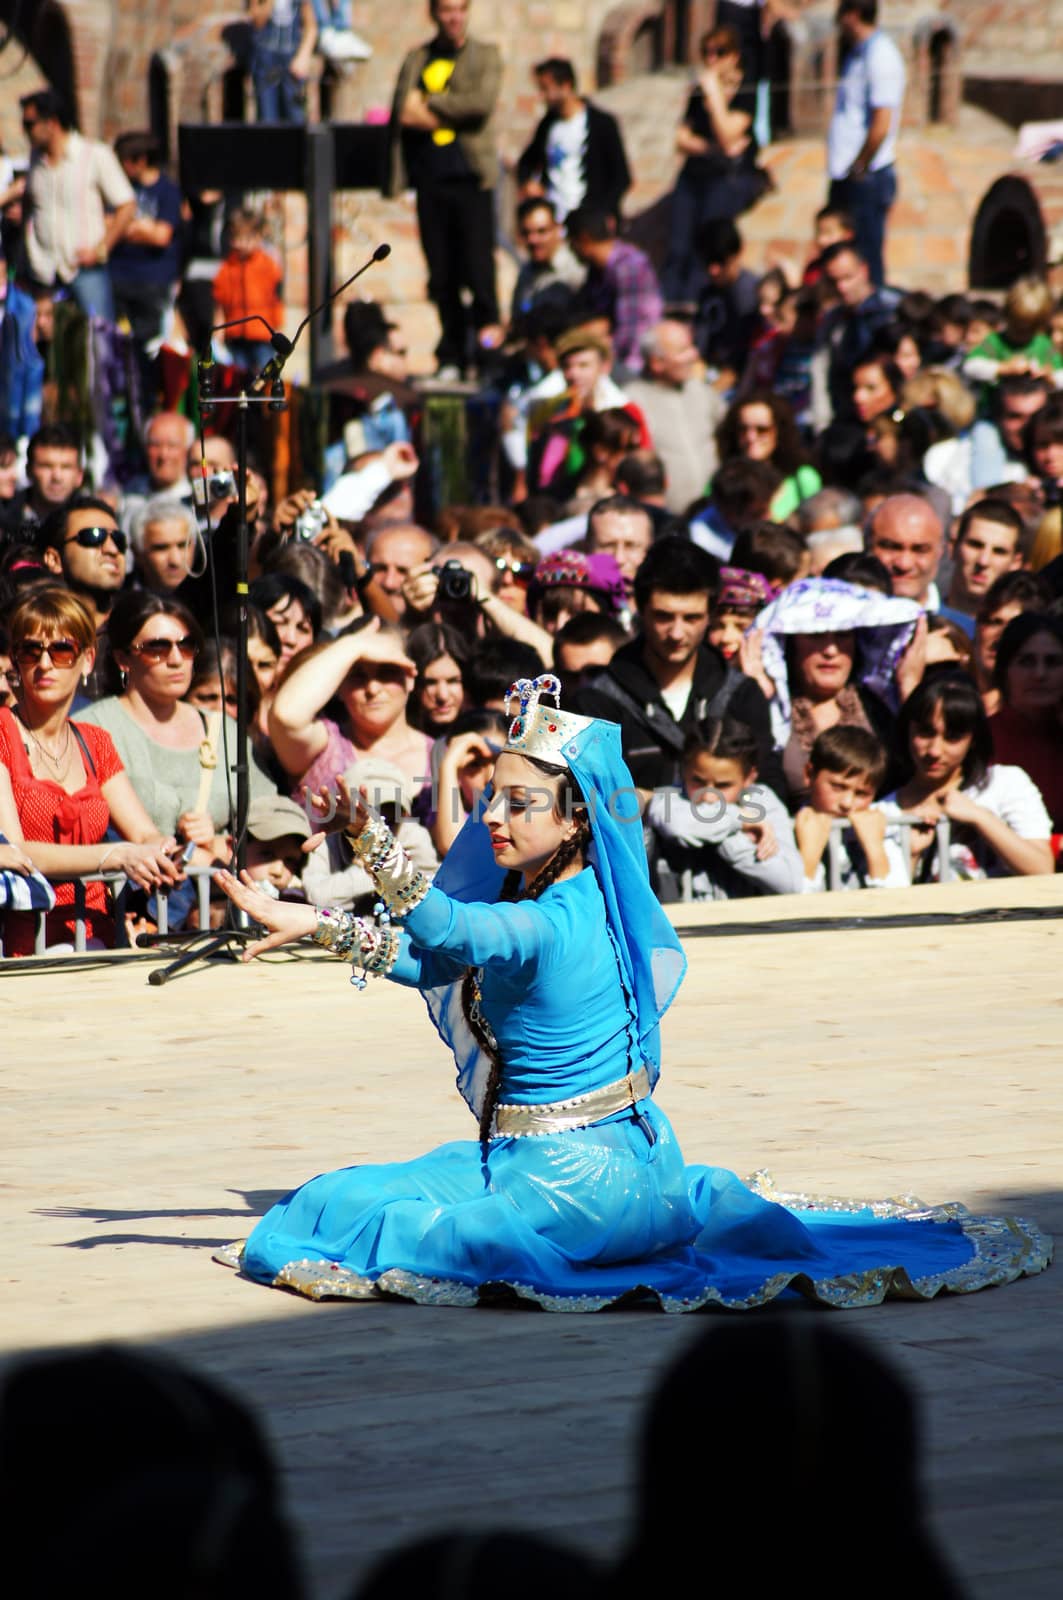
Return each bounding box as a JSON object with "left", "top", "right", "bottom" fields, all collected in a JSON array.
[{"left": 1, "top": 2, "right": 1062, "bottom": 955}]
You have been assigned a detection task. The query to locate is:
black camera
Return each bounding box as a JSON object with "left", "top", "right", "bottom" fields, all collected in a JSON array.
[{"left": 437, "top": 559, "right": 473, "bottom": 603}]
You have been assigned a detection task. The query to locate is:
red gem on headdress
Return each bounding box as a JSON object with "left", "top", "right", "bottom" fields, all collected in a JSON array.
[{"left": 547, "top": 722, "right": 557, "bottom": 732}]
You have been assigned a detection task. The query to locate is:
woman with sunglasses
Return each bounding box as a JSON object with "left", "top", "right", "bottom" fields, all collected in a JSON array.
[
  {"left": 269, "top": 616, "right": 432, "bottom": 808},
  {"left": 0, "top": 587, "right": 181, "bottom": 955},
  {"left": 714, "top": 387, "right": 820, "bottom": 520},
  {"left": 473, "top": 527, "right": 541, "bottom": 617},
  {"left": 78, "top": 591, "right": 277, "bottom": 872}
]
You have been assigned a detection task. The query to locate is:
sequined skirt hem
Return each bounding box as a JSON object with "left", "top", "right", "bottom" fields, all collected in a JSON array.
[{"left": 212, "top": 1176, "right": 1052, "bottom": 1314}]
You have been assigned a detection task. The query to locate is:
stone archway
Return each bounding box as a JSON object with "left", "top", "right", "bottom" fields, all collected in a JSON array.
[
  {"left": 911, "top": 14, "right": 961, "bottom": 129},
  {"left": 968, "top": 172, "right": 1063, "bottom": 289},
  {"left": 32, "top": 0, "right": 113, "bottom": 134},
  {"left": 597, "top": 0, "right": 707, "bottom": 86}
]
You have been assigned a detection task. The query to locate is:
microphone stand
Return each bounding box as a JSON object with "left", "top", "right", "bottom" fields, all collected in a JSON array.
[{"left": 146, "top": 245, "right": 391, "bottom": 984}]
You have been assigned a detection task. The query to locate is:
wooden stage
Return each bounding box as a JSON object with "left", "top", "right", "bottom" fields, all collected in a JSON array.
[{"left": 3, "top": 875, "right": 1062, "bottom": 1597}]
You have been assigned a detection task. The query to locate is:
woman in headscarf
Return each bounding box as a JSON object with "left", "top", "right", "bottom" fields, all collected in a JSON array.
[
  {"left": 211, "top": 675, "right": 1047, "bottom": 1311},
  {"left": 744, "top": 574, "right": 927, "bottom": 804}
]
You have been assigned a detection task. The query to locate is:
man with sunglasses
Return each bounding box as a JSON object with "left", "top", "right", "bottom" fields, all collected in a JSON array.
[{"left": 39, "top": 494, "right": 128, "bottom": 695}]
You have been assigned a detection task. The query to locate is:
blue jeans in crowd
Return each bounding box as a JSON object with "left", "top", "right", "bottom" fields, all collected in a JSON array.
[
  {"left": 70, "top": 264, "right": 115, "bottom": 322},
  {"left": 828, "top": 165, "right": 897, "bottom": 289},
  {"left": 252, "top": 45, "right": 308, "bottom": 123}
]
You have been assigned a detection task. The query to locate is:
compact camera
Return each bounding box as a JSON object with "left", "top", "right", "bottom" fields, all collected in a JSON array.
[
  {"left": 294, "top": 500, "right": 329, "bottom": 541},
  {"left": 207, "top": 469, "right": 237, "bottom": 502},
  {"left": 436, "top": 559, "right": 473, "bottom": 603}
]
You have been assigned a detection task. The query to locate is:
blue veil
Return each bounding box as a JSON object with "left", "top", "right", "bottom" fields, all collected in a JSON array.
[{"left": 418, "top": 715, "right": 687, "bottom": 1117}]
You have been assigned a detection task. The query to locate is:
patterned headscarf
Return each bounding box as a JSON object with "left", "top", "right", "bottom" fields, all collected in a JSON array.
[
  {"left": 717, "top": 567, "right": 777, "bottom": 612},
  {"left": 753, "top": 576, "right": 922, "bottom": 744},
  {"left": 528, "top": 549, "right": 627, "bottom": 615}
]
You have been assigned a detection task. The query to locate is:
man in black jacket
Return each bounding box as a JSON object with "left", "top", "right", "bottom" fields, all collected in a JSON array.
[
  {"left": 573, "top": 536, "right": 785, "bottom": 798},
  {"left": 517, "top": 57, "right": 631, "bottom": 223}
]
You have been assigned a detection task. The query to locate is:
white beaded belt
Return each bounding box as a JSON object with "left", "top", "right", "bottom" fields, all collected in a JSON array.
[{"left": 494, "top": 1067, "right": 651, "bottom": 1139}]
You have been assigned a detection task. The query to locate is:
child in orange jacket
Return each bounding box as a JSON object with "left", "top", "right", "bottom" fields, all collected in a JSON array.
[{"left": 212, "top": 209, "right": 284, "bottom": 374}]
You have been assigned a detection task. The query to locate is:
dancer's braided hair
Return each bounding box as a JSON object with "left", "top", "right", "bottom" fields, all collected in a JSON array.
[{"left": 461, "top": 759, "right": 590, "bottom": 1159}]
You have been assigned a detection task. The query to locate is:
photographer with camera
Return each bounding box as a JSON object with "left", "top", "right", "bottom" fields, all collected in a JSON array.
[
  {"left": 401, "top": 542, "right": 554, "bottom": 667},
  {"left": 187, "top": 434, "right": 243, "bottom": 529},
  {"left": 174, "top": 434, "right": 267, "bottom": 634},
  {"left": 268, "top": 615, "right": 433, "bottom": 807},
  {"left": 254, "top": 488, "right": 371, "bottom": 626}
]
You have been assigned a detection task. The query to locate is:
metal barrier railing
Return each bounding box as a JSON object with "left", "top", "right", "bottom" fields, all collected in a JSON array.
[
  {"left": 825, "top": 816, "right": 952, "bottom": 893},
  {"left": 0, "top": 818, "right": 957, "bottom": 960},
  {"left": 0, "top": 863, "right": 218, "bottom": 960}
]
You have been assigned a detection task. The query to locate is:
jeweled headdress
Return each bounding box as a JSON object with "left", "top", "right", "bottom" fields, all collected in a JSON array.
[{"left": 503, "top": 675, "right": 595, "bottom": 769}]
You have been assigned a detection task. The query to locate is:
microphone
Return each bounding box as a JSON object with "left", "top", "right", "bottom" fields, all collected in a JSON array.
[
  {"left": 250, "top": 330, "right": 295, "bottom": 395},
  {"left": 198, "top": 338, "right": 216, "bottom": 408},
  {"left": 248, "top": 242, "right": 392, "bottom": 394}
]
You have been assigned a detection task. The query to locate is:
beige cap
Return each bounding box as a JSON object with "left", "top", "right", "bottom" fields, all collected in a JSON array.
[
  {"left": 343, "top": 755, "right": 415, "bottom": 816},
  {"left": 246, "top": 794, "right": 312, "bottom": 842},
  {"left": 554, "top": 326, "right": 613, "bottom": 361}
]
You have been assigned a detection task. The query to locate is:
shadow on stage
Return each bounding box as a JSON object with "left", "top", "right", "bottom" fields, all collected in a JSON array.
[
  {"left": 33, "top": 1191, "right": 288, "bottom": 1251},
  {"left": 5, "top": 1188, "right": 1063, "bottom": 1600}
]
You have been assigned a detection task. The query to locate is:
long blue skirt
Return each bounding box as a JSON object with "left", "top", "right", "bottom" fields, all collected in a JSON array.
[{"left": 217, "top": 1102, "right": 1050, "bottom": 1311}]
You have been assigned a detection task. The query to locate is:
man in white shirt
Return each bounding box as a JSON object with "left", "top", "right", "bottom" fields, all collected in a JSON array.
[
  {"left": 826, "top": 0, "right": 905, "bottom": 288},
  {"left": 19, "top": 88, "right": 135, "bottom": 321},
  {"left": 516, "top": 57, "right": 631, "bottom": 222}
]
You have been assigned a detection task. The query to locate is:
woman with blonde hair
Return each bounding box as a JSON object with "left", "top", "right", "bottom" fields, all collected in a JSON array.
[
  {"left": 965, "top": 275, "right": 1062, "bottom": 387},
  {"left": 0, "top": 587, "right": 180, "bottom": 953},
  {"left": 911, "top": 367, "right": 980, "bottom": 515},
  {"left": 903, "top": 367, "right": 976, "bottom": 434}
]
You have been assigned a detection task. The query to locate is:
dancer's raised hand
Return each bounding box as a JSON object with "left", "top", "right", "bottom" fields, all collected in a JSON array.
[{"left": 304, "top": 774, "right": 373, "bottom": 852}]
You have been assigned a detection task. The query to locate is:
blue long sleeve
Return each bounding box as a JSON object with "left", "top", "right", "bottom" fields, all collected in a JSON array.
[
  {"left": 389, "top": 930, "right": 466, "bottom": 990},
  {"left": 399, "top": 884, "right": 565, "bottom": 979}
]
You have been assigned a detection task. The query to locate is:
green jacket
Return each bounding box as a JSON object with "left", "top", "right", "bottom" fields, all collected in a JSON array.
[{"left": 385, "top": 34, "right": 502, "bottom": 196}]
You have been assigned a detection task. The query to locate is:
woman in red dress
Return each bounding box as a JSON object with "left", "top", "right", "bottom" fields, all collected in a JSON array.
[{"left": 0, "top": 586, "right": 181, "bottom": 954}]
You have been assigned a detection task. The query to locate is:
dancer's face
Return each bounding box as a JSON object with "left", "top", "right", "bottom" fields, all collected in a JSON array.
[{"left": 483, "top": 753, "right": 581, "bottom": 885}]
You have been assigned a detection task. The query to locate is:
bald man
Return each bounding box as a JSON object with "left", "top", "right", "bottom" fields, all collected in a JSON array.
[
  {"left": 865, "top": 493, "right": 945, "bottom": 608},
  {"left": 624, "top": 319, "right": 721, "bottom": 513},
  {"left": 365, "top": 523, "right": 439, "bottom": 622},
  {"left": 119, "top": 410, "right": 194, "bottom": 533}
]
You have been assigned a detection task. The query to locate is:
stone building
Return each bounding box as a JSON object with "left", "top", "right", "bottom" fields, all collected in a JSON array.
[{"left": 4, "top": 1, "right": 1063, "bottom": 354}]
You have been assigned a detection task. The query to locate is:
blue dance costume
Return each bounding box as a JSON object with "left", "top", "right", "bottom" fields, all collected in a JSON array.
[{"left": 219, "top": 682, "right": 1050, "bottom": 1310}]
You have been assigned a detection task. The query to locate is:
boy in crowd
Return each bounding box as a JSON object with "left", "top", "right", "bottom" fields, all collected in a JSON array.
[
  {"left": 647, "top": 717, "right": 802, "bottom": 901},
  {"left": 706, "top": 566, "right": 776, "bottom": 663},
  {"left": 553, "top": 610, "right": 628, "bottom": 697},
  {"left": 301, "top": 757, "right": 437, "bottom": 911},
  {"left": 729, "top": 520, "right": 810, "bottom": 588},
  {"left": 795, "top": 724, "right": 906, "bottom": 891},
  {"left": 243, "top": 795, "right": 313, "bottom": 898},
  {"left": 213, "top": 210, "right": 284, "bottom": 374},
  {"left": 802, "top": 204, "right": 855, "bottom": 289}
]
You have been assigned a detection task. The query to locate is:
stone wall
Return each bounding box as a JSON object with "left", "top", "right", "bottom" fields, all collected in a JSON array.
[
  {"left": 8, "top": 0, "right": 1063, "bottom": 367},
  {"left": 942, "top": 0, "right": 1063, "bottom": 72}
]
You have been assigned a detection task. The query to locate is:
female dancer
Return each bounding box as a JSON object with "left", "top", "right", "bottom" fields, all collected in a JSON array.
[{"left": 215, "top": 677, "right": 1049, "bottom": 1309}]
